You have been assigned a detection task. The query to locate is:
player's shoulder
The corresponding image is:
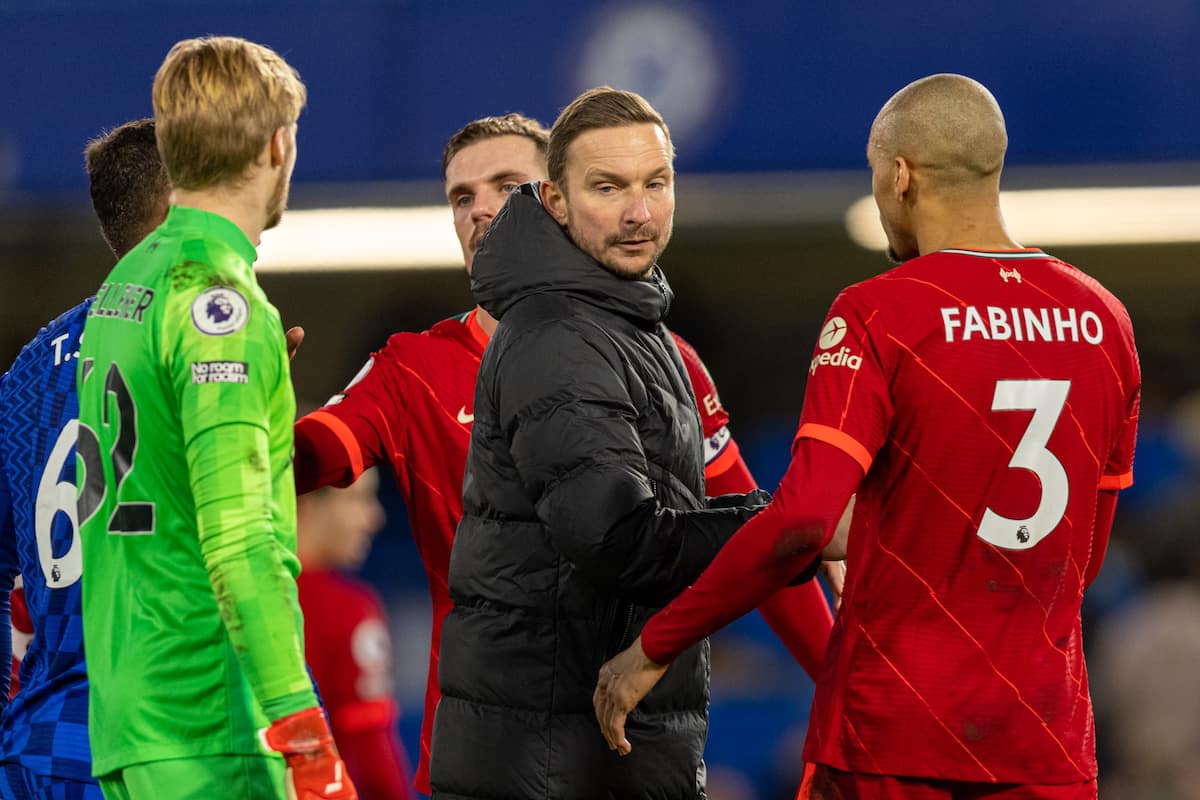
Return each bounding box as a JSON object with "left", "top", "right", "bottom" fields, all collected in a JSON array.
[
  {"left": 9, "top": 298, "right": 91, "bottom": 363},
  {"left": 668, "top": 329, "right": 731, "bottom": 431},
  {"left": 667, "top": 329, "right": 720, "bottom": 392},
  {"left": 668, "top": 329, "right": 702, "bottom": 364},
  {"left": 168, "top": 235, "right": 255, "bottom": 294},
  {"left": 376, "top": 314, "right": 479, "bottom": 367},
  {"left": 1, "top": 298, "right": 91, "bottom": 388},
  {"left": 1044, "top": 254, "right": 1134, "bottom": 325}
]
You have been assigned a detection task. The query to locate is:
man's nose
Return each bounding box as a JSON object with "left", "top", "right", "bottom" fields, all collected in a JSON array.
[
  {"left": 625, "top": 190, "right": 652, "bottom": 225},
  {"left": 472, "top": 190, "right": 504, "bottom": 222}
]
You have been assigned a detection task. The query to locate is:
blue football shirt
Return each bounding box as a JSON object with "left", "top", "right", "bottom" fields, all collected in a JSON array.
[{"left": 0, "top": 299, "right": 93, "bottom": 781}]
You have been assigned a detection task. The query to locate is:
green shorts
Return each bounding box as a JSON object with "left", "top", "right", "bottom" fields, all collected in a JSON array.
[{"left": 98, "top": 754, "right": 285, "bottom": 800}]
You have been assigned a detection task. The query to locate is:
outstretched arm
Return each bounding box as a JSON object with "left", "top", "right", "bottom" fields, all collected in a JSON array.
[
  {"left": 594, "top": 437, "right": 861, "bottom": 754},
  {"left": 502, "top": 323, "right": 766, "bottom": 607}
]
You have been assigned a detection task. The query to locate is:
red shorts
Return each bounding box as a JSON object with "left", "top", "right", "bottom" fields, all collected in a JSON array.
[{"left": 796, "top": 764, "right": 1097, "bottom": 800}]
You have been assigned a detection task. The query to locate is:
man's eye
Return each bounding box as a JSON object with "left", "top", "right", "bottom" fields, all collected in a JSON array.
[
  {"left": 596, "top": 185, "right": 616, "bottom": 194},
  {"left": 454, "top": 195, "right": 473, "bottom": 208},
  {"left": 501, "top": 183, "right": 519, "bottom": 194}
]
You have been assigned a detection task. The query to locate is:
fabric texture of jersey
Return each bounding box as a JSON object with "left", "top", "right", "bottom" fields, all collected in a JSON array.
[
  {"left": 297, "top": 568, "right": 412, "bottom": 799},
  {"left": 0, "top": 300, "right": 94, "bottom": 783},
  {"left": 293, "top": 307, "right": 745, "bottom": 794},
  {"left": 77, "top": 206, "right": 314, "bottom": 777},
  {"left": 797, "top": 249, "right": 1140, "bottom": 784}
]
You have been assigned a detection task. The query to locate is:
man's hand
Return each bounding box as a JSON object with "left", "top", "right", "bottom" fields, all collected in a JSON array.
[
  {"left": 262, "top": 707, "right": 357, "bottom": 799},
  {"left": 285, "top": 326, "right": 305, "bottom": 362},
  {"left": 593, "top": 636, "right": 668, "bottom": 756}
]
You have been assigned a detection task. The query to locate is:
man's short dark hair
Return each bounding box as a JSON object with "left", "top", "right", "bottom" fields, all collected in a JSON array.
[
  {"left": 84, "top": 119, "right": 171, "bottom": 258},
  {"left": 547, "top": 87, "right": 673, "bottom": 186},
  {"left": 441, "top": 113, "right": 549, "bottom": 180}
]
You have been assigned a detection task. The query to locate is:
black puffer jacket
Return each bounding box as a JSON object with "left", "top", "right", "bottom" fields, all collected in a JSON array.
[{"left": 430, "top": 185, "right": 767, "bottom": 800}]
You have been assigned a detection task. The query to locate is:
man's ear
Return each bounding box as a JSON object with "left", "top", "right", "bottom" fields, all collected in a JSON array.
[
  {"left": 269, "top": 126, "right": 289, "bottom": 168},
  {"left": 540, "top": 180, "right": 569, "bottom": 225},
  {"left": 894, "top": 156, "right": 913, "bottom": 203}
]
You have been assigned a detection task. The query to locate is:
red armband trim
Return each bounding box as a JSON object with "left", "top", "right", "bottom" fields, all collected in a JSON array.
[
  {"left": 704, "top": 439, "right": 741, "bottom": 480},
  {"left": 307, "top": 411, "right": 365, "bottom": 481},
  {"left": 1099, "top": 471, "right": 1133, "bottom": 490},
  {"left": 796, "top": 423, "right": 872, "bottom": 474}
]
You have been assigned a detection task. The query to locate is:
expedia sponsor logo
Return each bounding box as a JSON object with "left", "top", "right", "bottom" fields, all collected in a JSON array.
[
  {"left": 810, "top": 346, "right": 863, "bottom": 375},
  {"left": 191, "top": 360, "right": 249, "bottom": 385},
  {"left": 811, "top": 316, "right": 862, "bottom": 375},
  {"left": 818, "top": 316, "right": 848, "bottom": 349}
]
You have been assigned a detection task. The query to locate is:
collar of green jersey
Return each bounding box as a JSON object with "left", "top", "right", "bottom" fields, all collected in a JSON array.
[{"left": 164, "top": 205, "right": 258, "bottom": 266}]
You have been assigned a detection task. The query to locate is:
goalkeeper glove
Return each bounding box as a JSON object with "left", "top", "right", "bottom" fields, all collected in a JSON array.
[{"left": 262, "top": 707, "right": 357, "bottom": 800}]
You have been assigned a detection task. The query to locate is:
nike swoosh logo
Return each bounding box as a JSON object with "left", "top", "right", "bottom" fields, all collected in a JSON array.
[{"left": 457, "top": 407, "right": 474, "bottom": 424}]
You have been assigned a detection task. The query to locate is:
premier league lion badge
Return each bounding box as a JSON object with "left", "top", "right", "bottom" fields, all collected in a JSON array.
[{"left": 191, "top": 286, "right": 250, "bottom": 336}]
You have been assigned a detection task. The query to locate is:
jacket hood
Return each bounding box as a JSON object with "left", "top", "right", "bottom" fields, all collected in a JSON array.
[{"left": 469, "top": 182, "right": 673, "bottom": 325}]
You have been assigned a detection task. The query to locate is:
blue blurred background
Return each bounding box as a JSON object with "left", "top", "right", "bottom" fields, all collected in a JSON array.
[{"left": 3, "top": 2, "right": 1199, "bottom": 797}]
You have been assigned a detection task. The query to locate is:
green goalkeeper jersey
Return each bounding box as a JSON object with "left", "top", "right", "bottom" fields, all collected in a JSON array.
[{"left": 77, "top": 205, "right": 317, "bottom": 776}]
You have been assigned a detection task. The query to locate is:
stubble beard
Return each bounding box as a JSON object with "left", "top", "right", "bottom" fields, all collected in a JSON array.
[
  {"left": 263, "top": 170, "right": 290, "bottom": 232},
  {"left": 595, "top": 224, "right": 672, "bottom": 281}
]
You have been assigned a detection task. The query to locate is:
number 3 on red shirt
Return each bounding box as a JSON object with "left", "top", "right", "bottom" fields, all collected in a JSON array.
[{"left": 978, "top": 379, "right": 1071, "bottom": 551}]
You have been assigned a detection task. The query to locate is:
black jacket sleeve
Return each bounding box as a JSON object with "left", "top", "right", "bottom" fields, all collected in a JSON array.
[{"left": 497, "top": 319, "right": 766, "bottom": 607}]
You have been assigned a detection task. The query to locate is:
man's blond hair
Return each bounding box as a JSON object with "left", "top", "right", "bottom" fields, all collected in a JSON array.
[{"left": 152, "top": 36, "right": 306, "bottom": 190}]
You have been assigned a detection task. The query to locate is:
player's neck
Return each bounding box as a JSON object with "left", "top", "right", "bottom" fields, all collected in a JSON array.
[
  {"left": 172, "top": 183, "right": 272, "bottom": 250},
  {"left": 475, "top": 306, "right": 498, "bottom": 339},
  {"left": 915, "top": 202, "right": 1021, "bottom": 256}
]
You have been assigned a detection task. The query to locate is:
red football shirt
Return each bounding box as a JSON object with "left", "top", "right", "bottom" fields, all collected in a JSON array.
[
  {"left": 297, "top": 568, "right": 411, "bottom": 799},
  {"left": 292, "top": 310, "right": 811, "bottom": 792},
  {"left": 796, "top": 249, "right": 1140, "bottom": 784}
]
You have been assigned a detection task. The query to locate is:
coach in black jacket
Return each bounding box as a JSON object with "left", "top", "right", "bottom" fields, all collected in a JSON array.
[{"left": 430, "top": 89, "right": 772, "bottom": 800}]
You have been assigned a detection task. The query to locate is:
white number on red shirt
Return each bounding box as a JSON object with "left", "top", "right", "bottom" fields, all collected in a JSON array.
[{"left": 977, "top": 379, "right": 1071, "bottom": 551}]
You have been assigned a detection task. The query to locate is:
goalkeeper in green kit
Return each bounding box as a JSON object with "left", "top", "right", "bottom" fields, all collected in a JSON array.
[{"left": 77, "top": 36, "right": 356, "bottom": 800}]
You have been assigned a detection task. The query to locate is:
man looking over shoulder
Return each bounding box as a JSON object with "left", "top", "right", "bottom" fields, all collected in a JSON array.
[
  {"left": 431, "top": 88, "right": 832, "bottom": 800},
  {"left": 294, "top": 111, "right": 839, "bottom": 797}
]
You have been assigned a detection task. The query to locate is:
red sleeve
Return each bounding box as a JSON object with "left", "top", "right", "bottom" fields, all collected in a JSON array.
[
  {"left": 695, "top": 419, "right": 835, "bottom": 680},
  {"left": 1100, "top": 364, "right": 1140, "bottom": 490},
  {"left": 670, "top": 332, "right": 730, "bottom": 436},
  {"left": 293, "top": 341, "right": 407, "bottom": 494},
  {"left": 755, "top": 582, "right": 834, "bottom": 680},
  {"left": 793, "top": 289, "right": 892, "bottom": 473},
  {"left": 671, "top": 331, "right": 836, "bottom": 674},
  {"left": 669, "top": 332, "right": 750, "bottom": 486},
  {"left": 641, "top": 438, "right": 861, "bottom": 664},
  {"left": 703, "top": 447, "right": 755, "bottom": 498}
]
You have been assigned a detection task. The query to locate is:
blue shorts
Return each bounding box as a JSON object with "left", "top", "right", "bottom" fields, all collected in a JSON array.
[{"left": 0, "top": 762, "right": 102, "bottom": 800}]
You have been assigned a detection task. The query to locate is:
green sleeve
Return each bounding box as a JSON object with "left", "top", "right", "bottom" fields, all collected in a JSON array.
[
  {"left": 166, "top": 269, "right": 316, "bottom": 720},
  {"left": 188, "top": 422, "right": 315, "bottom": 719}
]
